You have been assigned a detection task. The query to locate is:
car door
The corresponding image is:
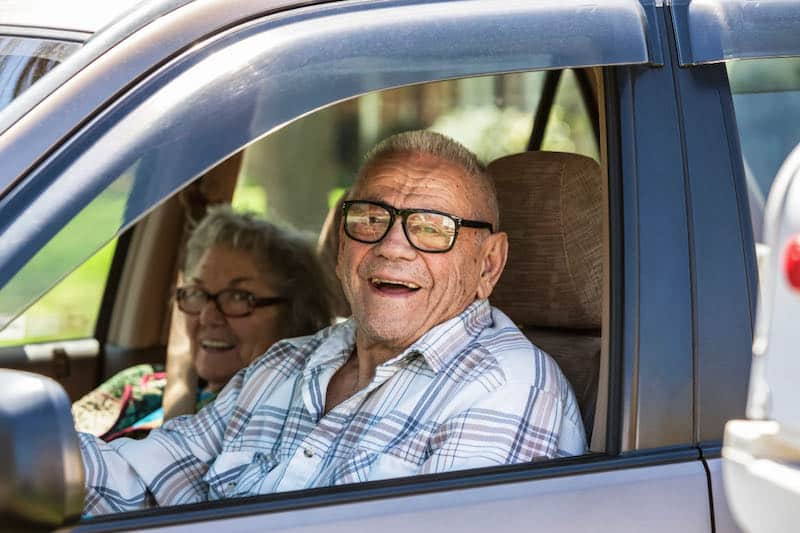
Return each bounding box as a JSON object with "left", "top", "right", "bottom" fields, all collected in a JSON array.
[
  {"left": 0, "top": 0, "right": 721, "bottom": 530},
  {"left": 666, "top": 1, "right": 800, "bottom": 530}
]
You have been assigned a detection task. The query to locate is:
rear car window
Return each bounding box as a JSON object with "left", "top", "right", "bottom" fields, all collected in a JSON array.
[{"left": 0, "top": 35, "right": 80, "bottom": 112}]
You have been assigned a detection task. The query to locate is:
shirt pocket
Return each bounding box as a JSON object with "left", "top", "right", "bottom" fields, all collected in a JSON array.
[
  {"left": 331, "top": 448, "right": 422, "bottom": 486},
  {"left": 206, "top": 450, "right": 278, "bottom": 499}
]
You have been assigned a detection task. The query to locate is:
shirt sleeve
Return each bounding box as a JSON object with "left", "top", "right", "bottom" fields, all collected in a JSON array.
[
  {"left": 419, "top": 382, "right": 586, "bottom": 474},
  {"left": 80, "top": 370, "right": 245, "bottom": 515}
]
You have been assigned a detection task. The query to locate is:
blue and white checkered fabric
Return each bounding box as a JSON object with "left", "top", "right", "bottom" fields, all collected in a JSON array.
[{"left": 81, "top": 299, "right": 586, "bottom": 514}]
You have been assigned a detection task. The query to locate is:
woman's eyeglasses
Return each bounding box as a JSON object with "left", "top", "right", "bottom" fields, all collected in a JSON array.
[
  {"left": 342, "top": 199, "right": 493, "bottom": 253},
  {"left": 176, "top": 287, "right": 287, "bottom": 317}
]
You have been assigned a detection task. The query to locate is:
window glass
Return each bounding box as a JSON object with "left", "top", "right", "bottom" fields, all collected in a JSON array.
[
  {"left": 0, "top": 240, "right": 116, "bottom": 346},
  {"left": 0, "top": 35, "right": 80, "bottom": 112},
  {"left": 0, "top": 169, "right": 133, "bottom": 335},
  {"left": 232, "top": 70, "right": 599, "bottom": 233},
  {"left": 542, "top": 70, "right": 600, "bottom": 161},
  {"left": 5, "top": 66, "right": 603, "bottom": 517},
  {"left": 727, "top": 57, "right": 800, "bottom": 243}
]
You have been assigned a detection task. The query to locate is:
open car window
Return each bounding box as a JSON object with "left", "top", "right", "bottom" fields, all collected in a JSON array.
[{"left": 0, "top": 0, "right": 663, "bottom": 521}]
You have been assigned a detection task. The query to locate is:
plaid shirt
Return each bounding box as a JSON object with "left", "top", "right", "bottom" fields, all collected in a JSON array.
[{"left": 80, "top": 299, "right": 586, "bottom": 515}]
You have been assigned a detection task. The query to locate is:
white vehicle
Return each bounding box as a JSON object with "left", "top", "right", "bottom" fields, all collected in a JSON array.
[{"left": 724, "top": 142, "right": 800, "bottom": 532}]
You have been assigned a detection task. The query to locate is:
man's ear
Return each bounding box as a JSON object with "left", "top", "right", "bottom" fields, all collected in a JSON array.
[{"left": 476, "top": 231, "right": 508, "bottom": 299}]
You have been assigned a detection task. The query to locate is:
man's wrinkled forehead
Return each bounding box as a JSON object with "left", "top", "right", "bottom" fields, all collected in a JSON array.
[
  {"left": 353, "top": 150, "right": 496, "bottom": 224},
  {"left": 354, "top": 151, "right": 473, "bottom": 195}
]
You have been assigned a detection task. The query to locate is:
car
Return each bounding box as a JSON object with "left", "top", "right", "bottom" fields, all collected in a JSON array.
[
  {"left": 0, "top": 0, "right": 798, "bottom": 530},
  {"left": 723, "top": 141, "right": 800, "bottom": 532}
]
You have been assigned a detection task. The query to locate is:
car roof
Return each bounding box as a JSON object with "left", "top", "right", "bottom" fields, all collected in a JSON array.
[{"left": 0, "top": 0, "right": 148, "bottom": 36}]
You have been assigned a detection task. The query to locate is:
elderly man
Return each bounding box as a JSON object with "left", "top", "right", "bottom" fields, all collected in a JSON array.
[{"left": 80, "top": 130, "right": 585, "bottom": 515}]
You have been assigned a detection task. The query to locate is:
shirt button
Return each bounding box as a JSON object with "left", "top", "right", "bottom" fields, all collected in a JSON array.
[{"left": 303, "top": 448, "right": 314, "bottom": 458}]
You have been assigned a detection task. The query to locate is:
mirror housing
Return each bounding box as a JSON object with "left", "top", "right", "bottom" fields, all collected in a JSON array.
[{"left": 0, "top": 369, "right": 84, "bottom": 528}]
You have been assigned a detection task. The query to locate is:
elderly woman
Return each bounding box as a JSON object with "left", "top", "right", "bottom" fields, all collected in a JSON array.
[{"left": 73, "top": 205, "right": 336, "bottom": 440}]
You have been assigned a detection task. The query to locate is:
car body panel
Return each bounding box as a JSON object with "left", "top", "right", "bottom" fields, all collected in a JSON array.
[
  {"left": 615, "top": 10, "right": 696, "bottom": 450},
  {"left": 670, "top": 0, "right": 800, "bottom": 66},
  {"left": 73, "top": 456, "right": 710, "bottom": 532},
  {"left": 705, "top": 456, "right": 743, "bottom": 533},
  {"left": 672, "top": 56, "right": 754, "bottom": 443}
]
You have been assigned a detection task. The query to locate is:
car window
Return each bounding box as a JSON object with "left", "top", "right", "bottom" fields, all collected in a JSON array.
[
  {"left": 0, "top": 35, "right": 80, "bottom": 112},
  {"left": 0, "top": 240, "right": 116, "bottom": 346},
  {"left": 0, "top": 169, "right": 134, "bottom": 334},
  {"left": 81, "top": 70, "right": 604, "bottom": 517},
  {"left": 0, "top": 0, "right": 654, "bottom": 519},
  {"left": 232, "top": 70, "right": 599, "bottom": 230},
  {"left": 727, "top": 57, "right": 800, "bottom": 270},
  {"left": 541, "top": 69, "right": 599, "bottom": 162}
]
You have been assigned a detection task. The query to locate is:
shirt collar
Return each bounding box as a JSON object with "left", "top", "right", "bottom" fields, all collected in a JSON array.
[
  {"left": 303, "top": 320, "right": 357, "bottom": 377},
  {"left": 303, "top": 298, "right": 493, "bottom": 375},
  {"left": 404, "top": 299, "right": 493, "bottom": 372}
]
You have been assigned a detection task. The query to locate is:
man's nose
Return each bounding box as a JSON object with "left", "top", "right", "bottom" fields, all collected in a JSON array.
[
  {"left": 373, "top": 217, "right": 416, "bottom": 259},
  {"left": 198, "top": 298, "right": 226, "bottom": 324}
]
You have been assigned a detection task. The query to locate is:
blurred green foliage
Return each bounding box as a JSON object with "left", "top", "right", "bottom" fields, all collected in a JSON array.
[{"left": 0, "top": 181, "right": 128, "bottom": 346}]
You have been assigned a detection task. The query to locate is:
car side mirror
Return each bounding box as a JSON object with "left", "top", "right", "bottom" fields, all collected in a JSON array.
[{"left": 0, "top": 369, "right": 84, "bottom": 529}]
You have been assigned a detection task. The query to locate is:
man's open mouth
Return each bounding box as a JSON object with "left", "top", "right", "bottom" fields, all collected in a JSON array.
[{"left": 369, "top": 277, "right": 421, "bottom": 294}]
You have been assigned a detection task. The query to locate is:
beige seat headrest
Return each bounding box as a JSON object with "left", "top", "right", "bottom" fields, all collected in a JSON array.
[{"left": 488, "top": 151, "right": 602, "bottom": 329}]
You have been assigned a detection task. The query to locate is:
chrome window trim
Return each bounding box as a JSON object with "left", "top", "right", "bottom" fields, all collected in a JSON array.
[{"left": 0, "top": 25, "right": 90, "bottom": 43}]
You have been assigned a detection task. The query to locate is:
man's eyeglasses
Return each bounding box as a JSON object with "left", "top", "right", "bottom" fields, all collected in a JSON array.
[
  {"left": 175, "top": 286, "right": 287, "bottom": 317},
  {"left": 342, "top": 200, "right": 493, "bottom": 253}
]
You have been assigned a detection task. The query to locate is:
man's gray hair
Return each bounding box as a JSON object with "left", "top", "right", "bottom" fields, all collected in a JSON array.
[
  {"left": 356, "top": 130, "right": 499, "bottom": 228},
  {"left": 184, "top": 205, "right": 336, "bottom": 338}
]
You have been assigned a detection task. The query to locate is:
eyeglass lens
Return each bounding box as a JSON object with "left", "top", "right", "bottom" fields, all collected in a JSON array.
[
  {"left": 178, "top": 288, "right": 253, "bottom": 316},
  {"left": 346, "top": 202, "right": 456, "bottom": 251}
]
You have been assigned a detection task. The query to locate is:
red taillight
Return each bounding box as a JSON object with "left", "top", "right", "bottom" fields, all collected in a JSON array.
[{"left": 784, "top": 235, "right": 800, "bottom": 290}]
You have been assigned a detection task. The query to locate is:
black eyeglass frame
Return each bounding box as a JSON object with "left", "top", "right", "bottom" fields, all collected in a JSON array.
[
  {"left": 342, "top": 199, "right": 494, "bottom": 253},
  {"left": 175, "top": 286, "right": 288, "bottom": 317}
]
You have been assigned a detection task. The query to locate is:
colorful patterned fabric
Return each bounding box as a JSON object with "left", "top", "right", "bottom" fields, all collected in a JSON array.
[
  {"left": 72, "top": 364, "right": 217, "bottom": 442},
  {"left": 80, "top": 299, "right": 586, "bottom": 515}
]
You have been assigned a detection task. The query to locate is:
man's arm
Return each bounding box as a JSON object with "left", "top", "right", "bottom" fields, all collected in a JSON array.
[
  {"left": 419, "top": 382, "right": 586, "bottom": 474},
  {"left": 80, "top": 372, "right": 244, "bottom": 515}
]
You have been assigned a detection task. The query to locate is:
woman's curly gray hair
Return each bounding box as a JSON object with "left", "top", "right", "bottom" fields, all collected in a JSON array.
[{"left": 184, "top": 205, "right": 336, "bottom": 338}]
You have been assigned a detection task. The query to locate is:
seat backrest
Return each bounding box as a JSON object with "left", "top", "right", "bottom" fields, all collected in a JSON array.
[
  {"left": 317, "top": 192, "right": 352, "bottom": 319},
  {"left": 488, "top": 151, "right": 603, "bottom": 440}
]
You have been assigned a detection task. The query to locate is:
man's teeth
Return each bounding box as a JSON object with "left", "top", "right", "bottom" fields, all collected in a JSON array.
[
  {"left": 201, "top": 340, "right": 235, "bottom": 349},
  {"left": 370, "top": 278, "right": 421, "bottom": 289}
]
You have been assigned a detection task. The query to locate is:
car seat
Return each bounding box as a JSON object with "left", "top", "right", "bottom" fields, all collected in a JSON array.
[
  {"left": 317, "top": 191, "right": 352, "bottom": 319},
  {"left": 488, "top": 151, "right": 603, "bottom": 444}
]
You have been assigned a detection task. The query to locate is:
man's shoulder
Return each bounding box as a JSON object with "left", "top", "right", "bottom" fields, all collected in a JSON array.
[
  {"left": 246, "top": 320, "right": 352, "bottom": 376},
  {"left": 476, "top": 306, "right": 569, "bottom": 394}
]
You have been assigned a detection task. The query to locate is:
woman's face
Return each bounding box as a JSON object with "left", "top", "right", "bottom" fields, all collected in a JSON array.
[{"left": 184, "top": 245, "right": 285, "bottom": 391}]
